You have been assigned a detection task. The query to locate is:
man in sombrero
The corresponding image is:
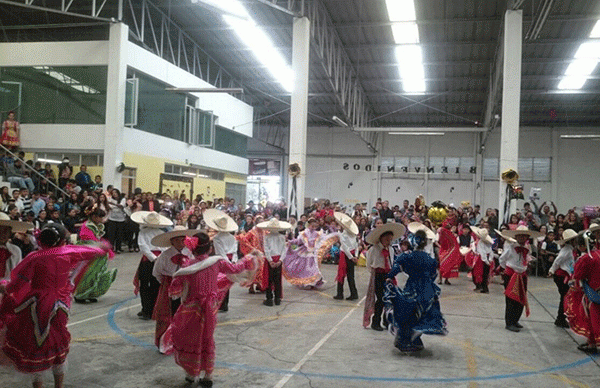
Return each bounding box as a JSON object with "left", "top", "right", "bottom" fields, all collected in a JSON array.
[
  {"left": 363, "top": 222, "right": 405, "bottom": 331},
  {"left": 256, "top": 218, "right": 292, "bottom": 306},
  {"left": 131, "top": 211, "right": 173, "bottom": 320},
  {"left": 203, "top": 209, "right": 239, "bottom": 312},
  {"left": 0, "top": 212, "right": 31, "bottom": 280},
  {"left": 498, "top": 226, "right": 543, "bottom": 332},
  {"left": 151, "top": 226, "right": 198, "bottom": 351},
  {"left": 333, "top": 212, "right": 359, "bottom": 301}
]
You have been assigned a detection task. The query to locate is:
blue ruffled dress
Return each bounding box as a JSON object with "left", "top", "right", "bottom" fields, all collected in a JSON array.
[{"left": 384, "top": 250, "right": 448, "bottom": 352}]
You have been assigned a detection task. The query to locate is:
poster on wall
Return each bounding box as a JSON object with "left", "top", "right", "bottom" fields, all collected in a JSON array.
[{"left": 249, "top": 159, "right": 280, "bottom": 176}]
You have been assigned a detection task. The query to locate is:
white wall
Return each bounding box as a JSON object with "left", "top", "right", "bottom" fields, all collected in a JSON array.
[
  {"left": 123, "top": 128, "right": 248, "bottom": 175},
  {"left": 127, "top": 43, "right": 253, "bottom": 136},
  {"left": 21, "top": 124, "right": 104, "bottom": 152},
  {"left": 304, "top": 126, "right": 600, "bottom": 213},
  {"left": 0, "top": 41, "right": 109, "bottom": 66}
]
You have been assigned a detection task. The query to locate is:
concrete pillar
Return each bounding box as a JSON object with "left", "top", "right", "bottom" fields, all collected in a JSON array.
[
  {"left": 551, "top": 128, "right": 559, "bottom": 203},
  {"left": 104, "top": 23, "right": 128, "bottom": 190},
  {"left": 498, "top": 10, "right": 523, "bottom": 224},
  {"left": 287, "top": 17, "right": 310, "bottom": 217},
  {"left": 474, "top": 133, "right": 483, "bottom": 207}
]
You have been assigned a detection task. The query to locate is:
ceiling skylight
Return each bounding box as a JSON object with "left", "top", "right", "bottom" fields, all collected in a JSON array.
[
  {"left": 385, "top": 0, "right": 425, "bottom": 93},
  {"left": 557, "top": 21, "right": 600, "bottom": 90},
  {"left": 194, "top": 0, "right": 293, "bottom": 92}
]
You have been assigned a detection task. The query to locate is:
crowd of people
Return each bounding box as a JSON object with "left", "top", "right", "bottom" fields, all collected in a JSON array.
[{"left": 0, "top": 150, "right": 598, "bottom": 387}]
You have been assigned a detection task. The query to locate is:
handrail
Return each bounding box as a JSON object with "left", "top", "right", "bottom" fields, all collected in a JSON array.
[{"left": 0, "top": 143, "right": 69, "bottom": 196}]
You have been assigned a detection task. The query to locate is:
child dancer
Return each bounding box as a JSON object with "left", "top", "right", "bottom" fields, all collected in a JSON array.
[
  {"left": 333, "top": 212, "right": 359, "bottom": 301},
  {"left": 257, "top": 218, "right": 291, "bottom": 306}
]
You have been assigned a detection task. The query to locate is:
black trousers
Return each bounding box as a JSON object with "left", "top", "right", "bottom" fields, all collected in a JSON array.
[
  {"left": 503, "top": 273, "right": 526, "bottom": 327},
  {"left": 125, "top": 218, "right": 139, "bottom": 250},
  {"left": 373, "top": 272, "right": 387, "bottom": 327},
  {"left": 336, "top": 256, "right": 358, "bottom": 297},
  {"left": 106, "top": 220, "right": 126, "bottom": 251},
  {"left": 553, "top": 274, "right": 570, "bottom": 322},
  {"left": 481, "top": 262, "right": 490, "bottom": 292},
  {"left": 138, "top": 260, "right": 160, "bottom": 317},
  {"left": 171, "top": 298, "right": 181, "bottom": 316},
  {"left": 266, "top": 264, "right": 282, "bottom": 301}
]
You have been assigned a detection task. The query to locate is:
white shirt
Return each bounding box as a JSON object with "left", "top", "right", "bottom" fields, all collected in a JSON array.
[
  {"left": 264, "top": 233, "right": 287, "bottom": 262},
  {"left": 1, "top": 242, "right": 22, "bottom": 280},
  {"left": 499, "top": 242, "right": 530, "bottom": 274},
  {"left": 474, "top": 240, "right": 494, "bottom": 265},
  {"left": 366, "top": 243, "right": 393, "bottom": 271},
  {"left": 152, "top": 246, "right": 194, "bottom": 282},
  {"left": 213, "top": 232, "right": 238, "bottom": 262},
  {"left": 549, "top": 245, "right": 574, "bottom": 275},
  {"left": 138, "top": 227, "right": 165, "bottom": 262},
  {"left": 339, "top": 230, "right": 359, "bottom": 259},
  {"left": 424, "top": 239, "right": 435, "bottom": 257}
]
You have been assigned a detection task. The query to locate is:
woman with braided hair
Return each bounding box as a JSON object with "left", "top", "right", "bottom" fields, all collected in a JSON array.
[{"left": 384, "top": 229, "right": 448, "bottom": 352}]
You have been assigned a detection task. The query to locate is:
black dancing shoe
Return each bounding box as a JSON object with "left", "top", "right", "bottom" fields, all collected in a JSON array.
[
  {"left": 444, "top": 279, "right": 452, "bottom": 285},
  {"left": 514, "top": 322, "right": 523, "bottom": 329},
  {"left": 371, "top": 324, "right": 384, "bottom": 331},
  {"left": 505, "top": 325, "right": 521, "bottom": 332},
  {"left": 577, "top": 344, "right": 598, "bottom": 354},
  {"left": 274, "top": 298, "right": 281, "bottom": 305},
  {"left": 263, "top": 299, "right": 274, "bottom": 306},
  {"left": 199, "top": 379, "right": 213, "bottom": 387},
  {"left": 554, "top": 319, "right": 569, "bottom": 328},
  {"left": 346, "top": 295, "right": 358, "bottom": 300},
  {"left": 333, "top": 294, "right": 344, "bottom": 300}
]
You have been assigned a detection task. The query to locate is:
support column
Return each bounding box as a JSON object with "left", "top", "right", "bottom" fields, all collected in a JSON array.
[
  {"left": 551, "top": 128, "right": 559, "bottom": 203},
  {"left": 474, "top": 133, "right": 483, "bottom": 207},
  {"left": 287, "top": 17, "right": 310, "bottom": 217},
  {"left": 104, "top": 22, "right": 128, "bottom": 190},
  {"left": 498, "top": 10, "right": 523, "bottom": 224}
]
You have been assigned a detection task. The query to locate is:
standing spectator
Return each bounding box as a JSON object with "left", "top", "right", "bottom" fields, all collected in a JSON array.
[
  {"left": 1, "top": 110, "right": 20, "bottom": 150},
  {"left": 536, "top": 200, "right": 557, "bottom": 226},
  {"left": 42, "top": 162, "right": 57, "bottom": 194},
  {"left": 57, "top": 157, "right": 72, "bottom": 191},
  {"left": 106, "top": 188, "right": 127, "bottom": 253},
  {"left": 75, "top": 165, "right": 93, "bottom": 191},
  {"left": 142, "top": 192, "right": 160, "bottom": 212}
]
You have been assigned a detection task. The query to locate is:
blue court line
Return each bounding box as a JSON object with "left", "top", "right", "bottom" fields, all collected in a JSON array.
[{"left": 106, "top": 297, "right": 598, "bottom": 383}]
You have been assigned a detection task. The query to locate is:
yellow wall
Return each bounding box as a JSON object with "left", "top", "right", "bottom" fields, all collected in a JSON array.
[{"left": 123, "top": 151, "right": 241, "bottom": 199}]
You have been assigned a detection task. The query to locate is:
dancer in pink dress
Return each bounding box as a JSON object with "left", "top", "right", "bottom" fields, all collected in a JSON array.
[
  {"left": 0, "top": 224, "right": 110, "bottom": 388},
  {"left": 282, "top": 218, "right": 325, "bottom": 289},
  {"left": 161, "top": 231, "right": 257, "bottom": 386}
]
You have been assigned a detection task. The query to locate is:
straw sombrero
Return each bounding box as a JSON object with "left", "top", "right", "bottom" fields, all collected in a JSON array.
[
  {"left": 130, "top": 211, "right": 173, "bottom": 228},
  {"left": 203, "top": 209, "right": 238, "bottom": 232},
  {"left": 151, "top": 226, "right": 199, "bottom": 247},
  {"left": 495, "top": 229, "right": 516, "bottom": 243},
  {"left": 334, "top": 212, "right": 358, "bottom": 235},
  {"left": 502, "top": 225, "right": 543, "bottom": 239},
  {"left": 471, "top": 226, "right": 493, "bottom": 244},
  {"left": 587, "top": 223, "right": 600, "bottom": 233},
  {"left": 365, "top": 222, "right": 406, "bottom": 245},
  {"left": 557, "top": 229, "right": 579, "bottom": 245},
  {"left": 0, "top": 212, "right": 33, "bottom": 233},
  {"left": 407, "top": 222, "right": 436, "bottom": 240},
  {"left": 256, "top": 218, "right": 292, "bottom": 231}
]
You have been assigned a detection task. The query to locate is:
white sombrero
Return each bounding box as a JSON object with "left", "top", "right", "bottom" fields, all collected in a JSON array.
[
  {"left": 471, "top": 226, "right": 493, "bottom": 244},
  {"left": 495, "top": 229, "right": 516, "bottom": 243},
  {"left": 557, "top": 229, "right": 579, "bottom": 245},
  {"left": 256, "top": 218, "right": 292, "bottom": 231},
  {"left": 407, "top": 222, "right": 436, "bottom": 240},
  {"left": 150, "top": 225, "right": 199, "bottom": 247},
  {"left": 0, "top": 212, "right": 33, "bottom": 233},
  {"left": 334, "top": 212, "right": 358, "bottom": 236},
  {"left": 203, "top": 209, "right": 238, "bottom": 232},
  {"left": 130, "top": 211, "right": 173, "bottom": 228},
  {"left": 502, "top": 225, "right": 543, "bottom": 239},
  {"left": 365, "top": 222, "right": 406, "bottom": 245},
  {"left": 587, "top": 223, "right": 600, "bottom": 233}
]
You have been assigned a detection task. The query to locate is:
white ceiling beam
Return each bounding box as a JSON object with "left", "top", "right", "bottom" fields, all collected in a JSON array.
[{"left": 354, "top": 127, "right": 484, "bottom": 133}]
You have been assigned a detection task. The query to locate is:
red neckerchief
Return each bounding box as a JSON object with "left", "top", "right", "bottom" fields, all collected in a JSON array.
[
  {"left": 382, "top": 247, "right": 391, "bottom": 272},
  {"left": 170, "top": 252, "right": 187, "bottom": 267},
  {"left": 515, "top": 246, "right": 529, "bottom": 266}
]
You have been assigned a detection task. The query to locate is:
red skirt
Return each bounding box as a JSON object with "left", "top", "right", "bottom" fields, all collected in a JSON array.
[{"left": 565, "top": 286, "right": 600, "bottom": 345}]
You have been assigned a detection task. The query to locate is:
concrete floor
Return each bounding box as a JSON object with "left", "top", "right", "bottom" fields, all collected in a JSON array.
[{"left": 1, "top": 252, "right": 599, "bottom": 387}]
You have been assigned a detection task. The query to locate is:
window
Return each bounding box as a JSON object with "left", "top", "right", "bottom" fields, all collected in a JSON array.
[
  {"left": 34, "top": 153, "right": 103, "bottom": 166},
  {"left": 226, "top": 182, "right": 246, "bottom": 207},
  {"left": 0, "top": 66, "right": 107, "bottom": 124},
  {"left": 124, "top": 77, "right": 139, "bottom": 126},
  {"left": 483, "top": 157, "right": 551, "bottom": 182},
  {"left": 164, "top": 163, "right": 224, "bottom": 181},
  {"left": 483, "top": 158, "right": 499, "bottom": 180},
  {"left": 214, "top": 125, "right": 247, "bottom": 158}
]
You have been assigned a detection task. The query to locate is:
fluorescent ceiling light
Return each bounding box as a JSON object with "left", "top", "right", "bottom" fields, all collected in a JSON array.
[
  {"left": 390, "top": 22, "right": 420, "bottom": 44},
  {"left": 332, "top": 116, "right": 349, "bottom": 127},
  {"left": 395, "top": 45, "right": 426, "bottom": 92},
  {"left": 574, "top": 41, "right": 600, "bottom": 59},
  {"left": 385, "top": 0, "right": 416, "bottom": 21},
  {"left": 590, "top": 20, "right": 600, "bottom": 38},
  {"left": 223, "top": 14, "right": 293, "bottom": 92},
  {"left": 37, "top": 158, "right": 62, "bottom": 164},
  {"left": 557, "top": 76, "right": 587, "bottom": 90},
  {"left": 33, "top": 66, "right": 100, "bottom": 94},
  {"left": 560, "top": 134, "right": 600, "bottom": 139},
  {"left": 191, "top": 0, "right": 248, "bottom": 19},
  {"left": 389, "top": 132, "right": 444, "bottom": 135}
]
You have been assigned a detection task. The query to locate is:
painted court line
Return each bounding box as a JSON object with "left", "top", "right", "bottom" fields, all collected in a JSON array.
[
  {"left": 68, "top": 301, "right": 140, "bottom": 327},
  {"left": 273, "top": 295, "right": 366, "bottom": 388}
]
